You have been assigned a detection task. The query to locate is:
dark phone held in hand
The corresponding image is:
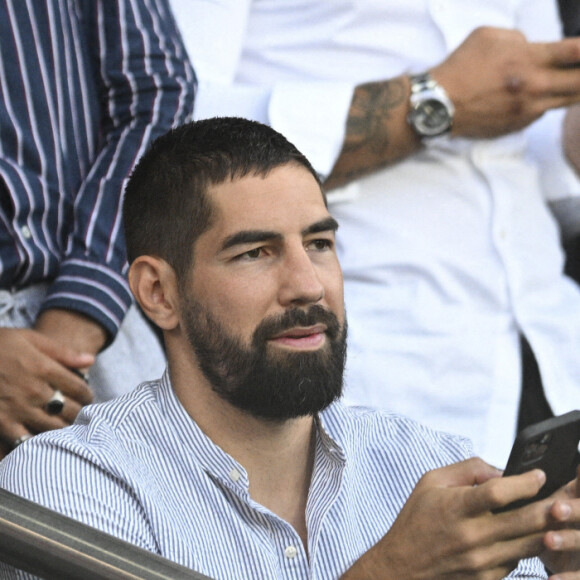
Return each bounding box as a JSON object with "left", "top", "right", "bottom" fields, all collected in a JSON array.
[{"left": 493, "top": 410, "right": 580, "bottom": 513}]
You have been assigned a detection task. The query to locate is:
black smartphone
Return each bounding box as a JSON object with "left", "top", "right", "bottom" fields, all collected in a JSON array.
[{"left": 494, "top": 410, "right": 580, "bottom": 513}]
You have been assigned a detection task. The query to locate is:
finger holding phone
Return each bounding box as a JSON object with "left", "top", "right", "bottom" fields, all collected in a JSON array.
[
  {"left": 494, "top": 411, "right": 580, "bottom": 578},
  {"left": 341, "top": 458, "right": 555, "bottom": 580},
  {"left": 345, "top": 412, "right": 580, "bottom": 579},
  {"left": 540, "top": 467, "right": 580, "bottom": 578}
]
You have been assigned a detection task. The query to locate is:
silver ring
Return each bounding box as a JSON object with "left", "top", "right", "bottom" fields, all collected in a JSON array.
[
  {"left": 13, "top": 434, "right": 32, "bottom": 448},
  {"left": 46, "top": 389, "right": 65, "bottom": 415}
]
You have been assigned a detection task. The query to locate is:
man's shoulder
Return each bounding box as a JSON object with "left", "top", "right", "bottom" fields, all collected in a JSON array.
[
  {"left": 1, "top": 379, "right": 163, "bottom": 477},
  {"left": 321, "top": 400, "right": 473, "bottom": 464},
  {"left": 0, "top": 378, "right": 171, "bottom": 510},
  {"left": 72, "top": 378, "right": 162, "bottom": 440}
]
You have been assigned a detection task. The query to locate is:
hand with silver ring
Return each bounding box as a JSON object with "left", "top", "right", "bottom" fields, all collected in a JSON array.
[
  {"left": 45, "top": 389, "right": 65, "bottom": 415},
  {"left": 13, "top": 434, "right": 32, "bottom": 448}
]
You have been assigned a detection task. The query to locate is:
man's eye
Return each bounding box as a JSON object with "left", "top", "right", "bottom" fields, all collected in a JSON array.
[
  {"left": 237, "top": 247, "right": 262, "bottom": 260},
  {"left": 309, "top": 239, "right": 333, "bottom": 251}
]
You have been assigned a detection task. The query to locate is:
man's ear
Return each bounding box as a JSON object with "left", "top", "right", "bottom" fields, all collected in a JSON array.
[{"left": 129, "top": 256, "right": 180, "bottom": 330}]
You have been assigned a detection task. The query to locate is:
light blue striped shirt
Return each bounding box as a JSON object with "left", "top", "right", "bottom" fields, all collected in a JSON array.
[{"left": 0, "top": 372, "right": 546, "bottom": 579}]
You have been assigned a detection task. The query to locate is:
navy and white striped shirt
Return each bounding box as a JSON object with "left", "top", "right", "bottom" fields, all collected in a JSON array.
[
  {"left": 0, "top": 372, "right": 546, "bottom": 579},
  {"left": 0, "top": 0, "right": 195, "bottom": 336}
]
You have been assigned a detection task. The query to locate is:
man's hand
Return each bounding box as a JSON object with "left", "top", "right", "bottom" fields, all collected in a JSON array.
[
  {"left": 0, "top": 309, "right": 102, "bottom": 458},
  {"left": 541, "top": 466, "right": 580, "bottom": 578},
  {"left": 341, "top": 458, "right": 551, "bottom": 580},
  {"left": 326, "top": 27, "right": 580, "bottom": 190},
  {"left": 433, "top": 27, "right": 580, "bottom": 138}
]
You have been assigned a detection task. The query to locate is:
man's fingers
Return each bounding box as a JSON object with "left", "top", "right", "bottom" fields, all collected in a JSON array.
[
  {"left": 550, "top": 499, "right": 576, "bottom": 522},
  {"left": 26, "top": 329, "right": 95, "bottom": 370},
  {"left": 466, "top": 469, "right": 546, "bottom": 514},
  {"left": 32, "top": 388, "right": 83, "bottom": 426},
  {"left": 0, "top": 385, "right": 83, "bottom": 450},
  {"left": 15, "top": 330, "right": 95, "bottom": 404},
  {"left": 3, "top": 404, "right": 70, "bottom": 434},
  {"left": 52, "top": 392, "right": 83, "bottom": 424},
  {"left": 538, "top": 37, "right": 580, "bottom": 68},
  {"left": 489, "top": 532, "right": 546, "bottom": 569},
  {"left": 0, "top": 419, "right": 37, "bottom": 454},
  {"left": 0, "top": 327, "right": 92, "bottom": 454},
  {"left": 538, "top": 75, "right": 580, "bottom": 113},
  {"left": 45, "top": 366, "right": 93, "bottom": 406},
  {"left": 546, "top": 573, "right": 580, "bottom": 580},
  {"left": 426, "top": 456, "right": 503, "bottom": 488},
  {"left": 545, "top": 529, "right": 580, "bottom": 552}
]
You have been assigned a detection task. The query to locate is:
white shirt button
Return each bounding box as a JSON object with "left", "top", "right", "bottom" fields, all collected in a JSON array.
[
  {"left": 21, "top": 225, "right": 32, "bottom": 239},
  {"left": 284, "top": 545, "right": 298, "bottom": 559},
  {"left": 229, "top": 468, "right": 241, "bottom": 482}
]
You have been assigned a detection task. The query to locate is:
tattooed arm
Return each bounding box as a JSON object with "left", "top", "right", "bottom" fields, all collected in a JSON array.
[
  {"left": 326, "top": 27, "right": 580, "bottom": 191},
  {"left": 324, "top": 76, "right": 418, "bottom": 191}
]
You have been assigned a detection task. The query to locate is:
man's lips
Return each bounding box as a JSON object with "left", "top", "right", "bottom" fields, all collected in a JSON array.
[{"left": 268, "top": 324, "right": 327, "bottom": 349}]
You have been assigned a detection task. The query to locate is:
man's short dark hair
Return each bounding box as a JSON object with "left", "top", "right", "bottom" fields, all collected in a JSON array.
[{"left": 123, "top": 117, "right": 323, "bottom": 281}]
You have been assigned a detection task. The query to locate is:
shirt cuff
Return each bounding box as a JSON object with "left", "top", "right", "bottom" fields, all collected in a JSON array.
[
  {"left": 268, "top": 81, "right": 355, "bottom": 179},
  {"left": 39, "top": 258, "right": 133, "bottom": 340}
]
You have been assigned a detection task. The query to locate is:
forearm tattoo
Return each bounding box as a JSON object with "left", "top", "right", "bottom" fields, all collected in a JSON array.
[
  {"left": 344, "top": 78, "right": 406, "bottom": 156},
  {"left": 327, "top": 78, "right": 407, "bottom": 188}
]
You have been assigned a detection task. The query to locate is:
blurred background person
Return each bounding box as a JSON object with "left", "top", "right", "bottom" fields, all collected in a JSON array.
[
  {"left": 562, "top": 101, "right": 580, "bottom": 283},
  {"left": 558, "top": 0, "right": 580, "bottom": 285},
  {"left": 0, "top": 0, "right": 196, "bottom": 457},
  {"left": 171, "top": 0, "right": 580, "bottom": 467}
]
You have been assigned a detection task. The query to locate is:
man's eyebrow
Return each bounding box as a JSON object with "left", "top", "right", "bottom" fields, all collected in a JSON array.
[
  {"left": 220, "top": 217, "right": 339, "bottom": 252},
  {"left": 220, "top": 230, "right": 283, "bottom": 252},
  {"left": 302, "top": 216, "right": 339, "bottom": 236}
]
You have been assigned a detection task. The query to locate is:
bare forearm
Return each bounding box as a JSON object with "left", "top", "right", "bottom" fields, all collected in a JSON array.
[{"left": 325, "top": 76, "right": 421, "bottom": 191}]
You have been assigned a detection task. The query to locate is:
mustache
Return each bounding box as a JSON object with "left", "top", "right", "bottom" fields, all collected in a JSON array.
[{"left": 253, "top": 305, "right": 342, "bottom": 345}]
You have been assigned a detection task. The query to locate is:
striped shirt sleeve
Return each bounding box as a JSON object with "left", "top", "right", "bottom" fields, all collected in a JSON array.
[{"left": 40, "top": 0, "right": 196, "bottom": 337}]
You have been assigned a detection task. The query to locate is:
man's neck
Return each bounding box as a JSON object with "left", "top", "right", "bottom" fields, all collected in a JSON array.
[
  {"left": 223, "top": 411, "right": 316, "bottom": 548},
  {"left": 170, "top": 358, "right": 316, "bottom": 547}
]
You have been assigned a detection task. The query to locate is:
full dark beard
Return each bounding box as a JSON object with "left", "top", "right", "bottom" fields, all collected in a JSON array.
[{"left": 181, "top": 299, "right": 347, "bottom": 421}]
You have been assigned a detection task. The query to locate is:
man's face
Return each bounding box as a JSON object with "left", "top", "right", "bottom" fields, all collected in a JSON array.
[{"left": 179, "top": 163, "right": 346, "bottom": 420}]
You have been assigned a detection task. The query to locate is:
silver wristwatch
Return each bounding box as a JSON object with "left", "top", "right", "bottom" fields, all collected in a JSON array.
[{"left": 407, "top": 72, "right": 455, "bottom": 139}]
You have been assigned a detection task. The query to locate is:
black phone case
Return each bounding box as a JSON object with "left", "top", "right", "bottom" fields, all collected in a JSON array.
[{"left": 496, "top": 410, "right": 580, "bottom": 512}]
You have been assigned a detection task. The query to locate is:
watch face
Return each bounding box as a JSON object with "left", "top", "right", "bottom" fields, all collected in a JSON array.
[{"left": 413, "top": 98, "right": 451, "bottom": 137}]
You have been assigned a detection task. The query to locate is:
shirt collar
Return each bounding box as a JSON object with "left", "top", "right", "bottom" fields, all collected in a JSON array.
[
  {"left": 156, "top": 370, "right": 347, "bottom": 490},
  {"left": 156, "top": 369, "right": 251, "bottom": 494}
]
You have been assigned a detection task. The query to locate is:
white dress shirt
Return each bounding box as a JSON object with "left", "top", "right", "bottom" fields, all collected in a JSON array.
[{"left": 171, "top": 0, "right": 580, "bottom": 467}]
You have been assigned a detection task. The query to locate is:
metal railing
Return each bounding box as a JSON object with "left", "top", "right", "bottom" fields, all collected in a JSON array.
[{"left": 0, "top": 487, "right": 213, "bottom": 579}]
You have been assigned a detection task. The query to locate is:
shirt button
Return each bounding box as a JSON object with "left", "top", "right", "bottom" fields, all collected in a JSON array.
[
  {"left": 21, "top": 225, "right": 32, "bottom": 239},
  {"left": 229, "top": 468, "right": 241, "bottom": 482},
  {"left": 284, "top": 545, "right": 298, "bottom": 559}
]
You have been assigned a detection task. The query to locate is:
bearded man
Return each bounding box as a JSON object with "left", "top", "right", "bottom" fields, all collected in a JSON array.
[{"left": 2, "top": 118, "right": 580, "bottom": 580}]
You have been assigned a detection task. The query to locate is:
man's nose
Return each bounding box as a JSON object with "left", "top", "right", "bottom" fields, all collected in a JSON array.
[{"left": 278, "top": 247, "right": 325, "bottom": 307}]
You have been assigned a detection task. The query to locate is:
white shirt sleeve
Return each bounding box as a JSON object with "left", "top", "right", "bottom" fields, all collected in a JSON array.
[{"left": 268, "top": 81, "right": 354, "bottom": 178}]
